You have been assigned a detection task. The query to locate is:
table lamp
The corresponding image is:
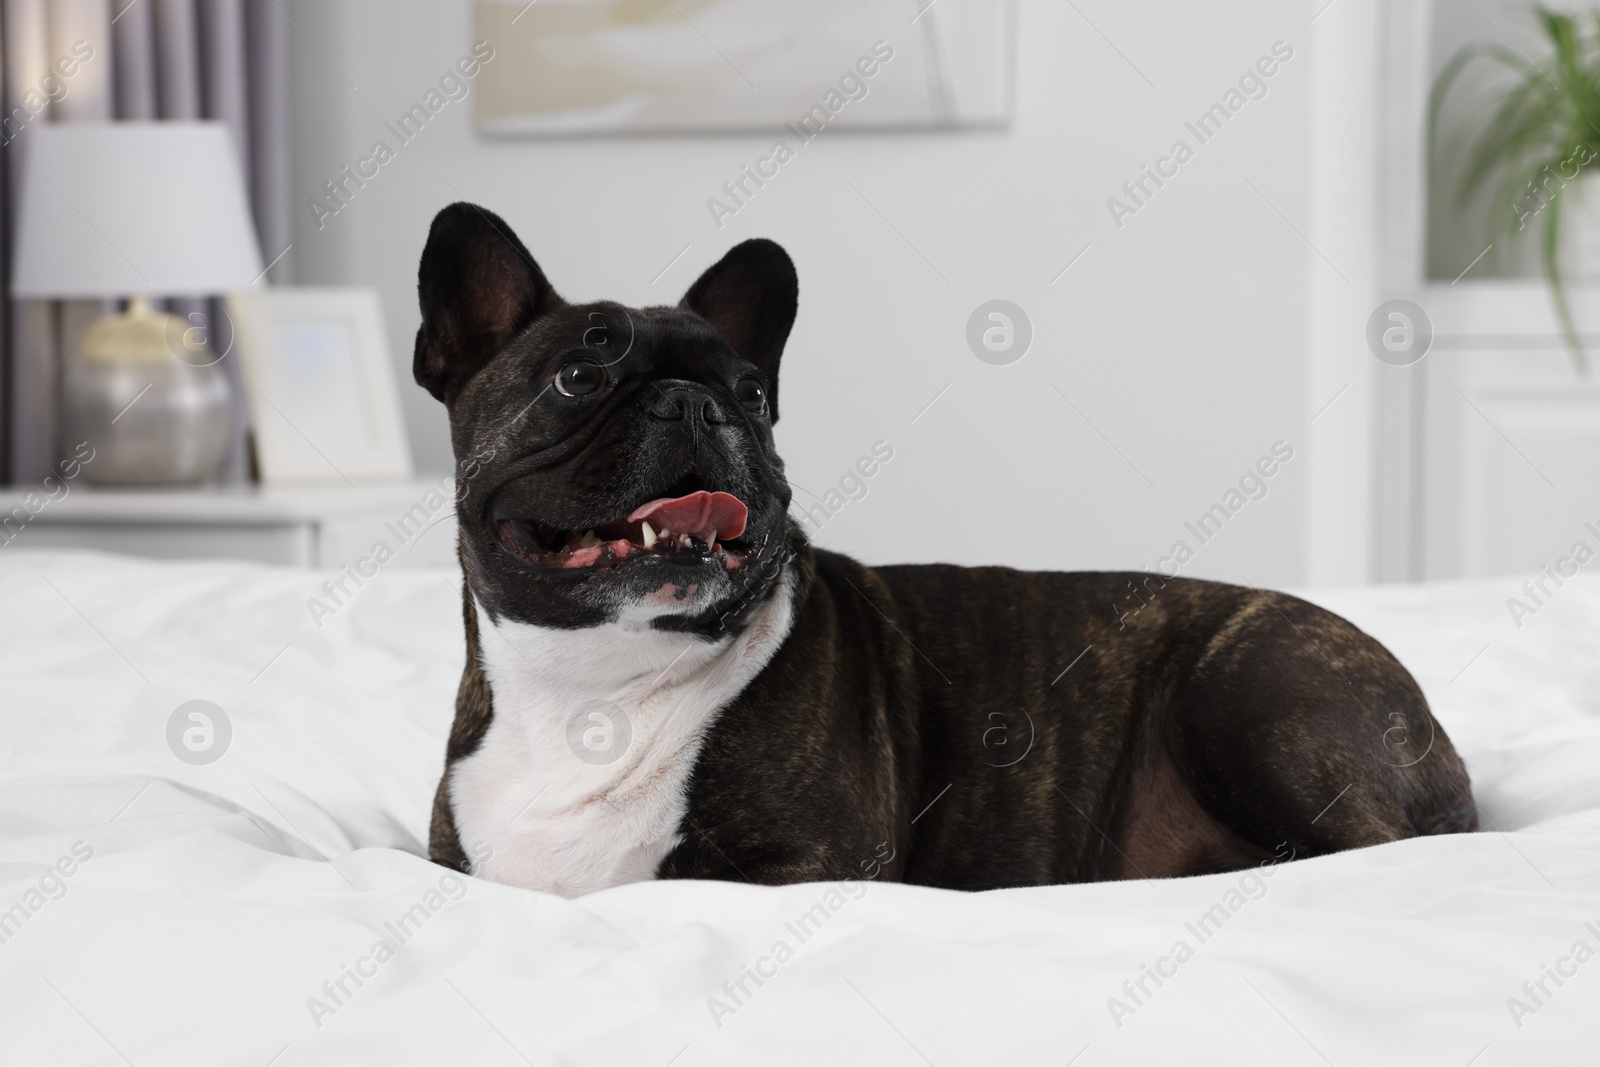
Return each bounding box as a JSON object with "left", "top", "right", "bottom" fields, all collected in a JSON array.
[{"left": 12, "top": 121, "right": 265, "bottom": 485}]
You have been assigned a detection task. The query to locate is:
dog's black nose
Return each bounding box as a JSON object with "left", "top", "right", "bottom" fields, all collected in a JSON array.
[{"left": 647, "top": 382, "right": 728, "bottom": 425}]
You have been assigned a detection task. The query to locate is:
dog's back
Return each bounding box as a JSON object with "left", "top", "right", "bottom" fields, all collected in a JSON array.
[{"left": 659, "top": 545, "right": 1476, "bottom": 888}]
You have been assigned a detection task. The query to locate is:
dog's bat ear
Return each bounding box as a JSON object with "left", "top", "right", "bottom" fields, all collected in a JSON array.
[
  {"left": 413, "top": 202, "right": 561, "bottom": 403},
  {"left": 680, "top": 238, "right": 797, "bottom": 422}
]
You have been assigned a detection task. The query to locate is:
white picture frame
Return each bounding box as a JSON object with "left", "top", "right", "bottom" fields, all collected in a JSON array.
[{"left": 227, "top": 287, "right": 414, "bottom": 488}]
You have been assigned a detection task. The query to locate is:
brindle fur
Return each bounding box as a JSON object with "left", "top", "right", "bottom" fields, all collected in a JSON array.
[{"left": 429, "top": 555, "right": 494, "bottom": 874}]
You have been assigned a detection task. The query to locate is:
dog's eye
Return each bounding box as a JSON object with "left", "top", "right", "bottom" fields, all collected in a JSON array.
[
  {"left": 735, "top": 378, "right": 766, "bottom": 413},
  {"left": 555, "top": 359, "right": 608, "bottom": 397}
]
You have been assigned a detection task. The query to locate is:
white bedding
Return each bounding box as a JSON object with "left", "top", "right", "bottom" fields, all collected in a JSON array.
[{"left": 0, "top": 549, "right": 1595, "bottom": 1065}]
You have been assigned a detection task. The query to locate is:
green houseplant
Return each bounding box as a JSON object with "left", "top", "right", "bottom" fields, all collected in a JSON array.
[{"left": 1431, "top": 7, "right": 1600, "bottom": 371}]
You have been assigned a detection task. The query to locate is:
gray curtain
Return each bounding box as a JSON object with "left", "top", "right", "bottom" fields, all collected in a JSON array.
[{"left": 0, "top": 0, "right": 292, "bottom": 485}]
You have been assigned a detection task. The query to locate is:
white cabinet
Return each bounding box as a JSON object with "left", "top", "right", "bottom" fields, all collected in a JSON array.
[{"left": 1418, "top": 283, "right": 1600, "bottom": 580}]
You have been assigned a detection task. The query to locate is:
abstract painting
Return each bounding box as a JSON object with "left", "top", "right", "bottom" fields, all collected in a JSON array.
[{"left": 473, "top": 0, "right": 1014, "bottom": 135}]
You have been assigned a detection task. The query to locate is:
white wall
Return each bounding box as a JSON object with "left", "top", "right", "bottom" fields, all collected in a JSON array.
[{"left": 290, "top": 0, "right": 1319, "bottom": 587}]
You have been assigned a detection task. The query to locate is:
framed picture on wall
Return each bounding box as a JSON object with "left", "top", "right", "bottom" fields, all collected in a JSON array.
[
  {"left": 472, "top": 0, "right": 1015, "bottom": 135},
  {"left": 227, "top": 288, "right": 414, "bottom": 488}
]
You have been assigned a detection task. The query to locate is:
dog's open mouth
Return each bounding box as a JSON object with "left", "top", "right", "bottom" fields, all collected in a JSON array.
[{"left": 495, "top": 489, "right": 756, "bottom": 572}]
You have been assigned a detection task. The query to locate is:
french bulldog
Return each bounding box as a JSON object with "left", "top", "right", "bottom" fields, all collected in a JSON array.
[{"left": 415, "top": 202, "right": 1476, "bottom": 896}]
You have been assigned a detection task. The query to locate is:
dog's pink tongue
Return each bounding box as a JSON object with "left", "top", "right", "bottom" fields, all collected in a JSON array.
[{"left": 627, "top": 491, "right": 747, "bottom": 541}]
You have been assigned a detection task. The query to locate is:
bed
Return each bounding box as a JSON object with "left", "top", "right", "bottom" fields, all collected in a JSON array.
[{"left": 1, "top": 548, "right": 1594, "bottom": 1064}]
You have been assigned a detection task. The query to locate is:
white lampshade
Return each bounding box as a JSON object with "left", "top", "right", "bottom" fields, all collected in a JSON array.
[{"left": 11, "top": 121, "right": 264, "bottom": 298}]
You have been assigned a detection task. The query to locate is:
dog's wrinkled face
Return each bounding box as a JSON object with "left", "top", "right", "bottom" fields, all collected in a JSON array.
[{"left": 413, "top": 202, "right": 798, "bottom": 633}]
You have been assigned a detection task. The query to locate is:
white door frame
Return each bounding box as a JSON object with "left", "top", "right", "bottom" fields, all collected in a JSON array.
[{"left": 1304, "top": 0, "right": 1434, "bottom": 585}]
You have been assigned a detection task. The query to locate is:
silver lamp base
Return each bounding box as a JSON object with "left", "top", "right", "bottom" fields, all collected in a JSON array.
[{"left": 63, "top": 298, "right": 233, "bottom": 486}]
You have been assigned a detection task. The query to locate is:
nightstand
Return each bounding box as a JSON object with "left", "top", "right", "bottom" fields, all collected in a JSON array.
[{"left": 0, "top": 480, "right": 460, "bottom": 569}]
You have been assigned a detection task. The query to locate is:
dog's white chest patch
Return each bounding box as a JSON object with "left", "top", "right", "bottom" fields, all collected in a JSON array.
[{"left": 450, "top": 577, "right": 794, "bottom": 897}]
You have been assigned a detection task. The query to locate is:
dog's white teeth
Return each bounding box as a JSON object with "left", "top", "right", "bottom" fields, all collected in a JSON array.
[
  {"left": 577, "top": 530, "right": 601, "bottom": 548},
  {"left": 678, "top": 532, "right": 693, "bottom": 549},
  {"left": 707, "top": 531, "right": 717, "bottom": 552},
  {"left": 640, "top": 521, "right": 656, "bottom": 549}
]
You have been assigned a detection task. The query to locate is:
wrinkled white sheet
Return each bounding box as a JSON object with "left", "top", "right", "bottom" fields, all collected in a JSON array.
[{"left": 0, "top": 549, "right": 1595, "bottom": 1065}]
